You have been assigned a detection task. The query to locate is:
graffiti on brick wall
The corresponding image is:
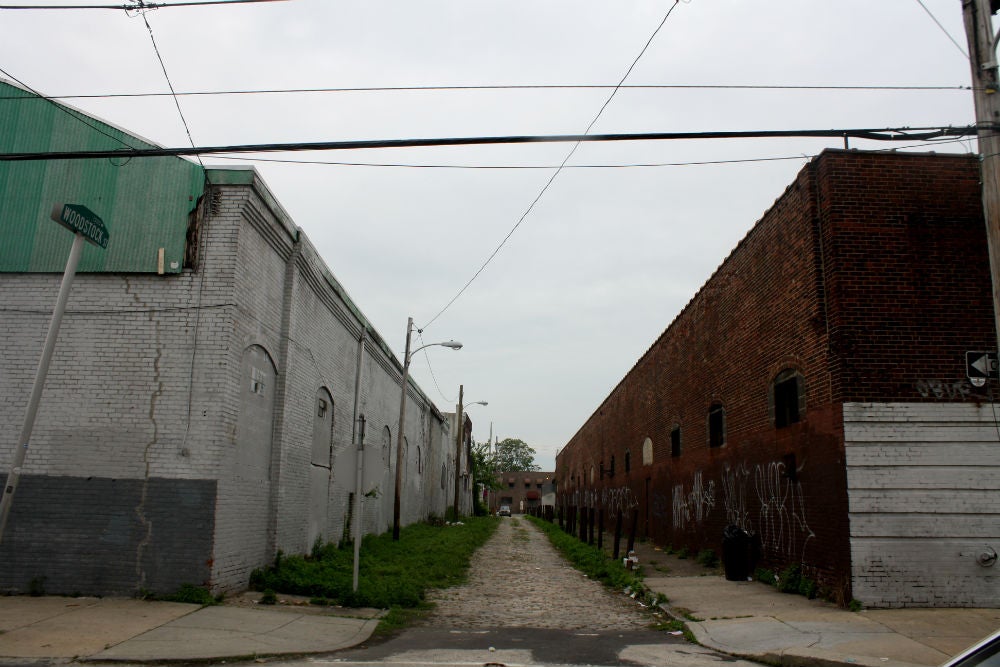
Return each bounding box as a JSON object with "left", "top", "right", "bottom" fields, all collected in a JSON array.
[
  {"left": 672, "top": 471, "right": 715, "bottom": 530},
  {"left": 670, "top": 458, "right": 815, "bottom": 562},
  {"left": 601, "top": 486, "right": 638, "bottom": 517},
  {"left": 754, "top": 460, "right": 815, "bottom": 562},
  {"left": 914, "top": 379, "right": 973, "bottom": 400},
  {"left": 721, "top": 462, "right": 752, "bottom": 532}
]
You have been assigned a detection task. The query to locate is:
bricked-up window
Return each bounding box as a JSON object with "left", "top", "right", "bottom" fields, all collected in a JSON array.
[
  {"left": 671, "top": 427, "right": 681, "bottom": 457},
  {"left": 771, "top": 369, "right": 805, "bottom": 428},
  {"left": 708, "top": 404, "right": 726, "bottom": 448}
]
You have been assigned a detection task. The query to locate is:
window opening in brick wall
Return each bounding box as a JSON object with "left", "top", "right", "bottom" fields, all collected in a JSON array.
[
  {"left": 624, "top": 450, "right": 631, "bottom": 473},
  {"left": 250, "top": 366, "right": 266, "bottom": 395},
  {"left": 708, "top": 404, "right": 726, "bottom": 448},
  {"left": 382, "top": 426, "right": 391, "bottom": 467},
  {"left": 642, "top": 437, "right": 653, "bottom": 465},
  {"left": 609, "top": 455, "right": 616, "bottom": 477},
  {"left": 771, "top": 369, "right": 805, "bottom": 428},
  {"left": 671, "top": 425, "right": 681, "bottom": 457}
]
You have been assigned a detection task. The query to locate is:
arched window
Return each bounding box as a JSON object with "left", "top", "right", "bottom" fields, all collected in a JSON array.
[
  {"left": 670, "top": 426, "right": 681, "bottom": 458},
  {"left": 382, "top": 426, "right": 392, "bottom": 468},
  {"left": 624, "top": 450, "right": 631, "bottom": 473},
  {"left": 609, "top": 455, "right": 616, "bottom": 477},
  {"left": 708, "top": 403, "right": 726, "bottom": 448},
  {"left": 770, "top": 369, "right": 805, "bottom": 428},
  {"left": 642, "top": 437, "right": 653, "bottom": 466}
]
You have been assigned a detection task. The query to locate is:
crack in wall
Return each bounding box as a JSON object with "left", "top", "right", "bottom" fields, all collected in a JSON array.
[{"left": 125, "top": 277, "right": 164, "bottom": 592}]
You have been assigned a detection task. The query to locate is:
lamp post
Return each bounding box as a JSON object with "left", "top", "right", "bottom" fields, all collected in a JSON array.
[
  {"left": 393, "top": 317, "right": 462, "bottom": 541},
  {"left": 454, "top": 397, "right": 487, "bottom": 521}
]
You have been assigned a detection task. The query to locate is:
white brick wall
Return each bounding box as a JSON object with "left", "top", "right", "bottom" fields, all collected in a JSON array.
[
  {"left": 844, "top": 402, "right": 1000, "bottom": 608},
  {"left": 0, "top": 169, "right": 454, "bottom": 595}
]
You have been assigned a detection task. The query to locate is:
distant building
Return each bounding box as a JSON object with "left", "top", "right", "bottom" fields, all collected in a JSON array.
[
  {"left": 490, "top": 471, "right": 555, "bottom": 514},
  {"left": 556, "top": 149, "right": 1000, "bottom": 608},
  {"left": 0, "top": 79, "right": 461, "bottom": 596}
]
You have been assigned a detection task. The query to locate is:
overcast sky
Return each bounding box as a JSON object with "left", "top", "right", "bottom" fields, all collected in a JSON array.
[{"left": 0, "top": 0, "right": 980, "bottom": 469}]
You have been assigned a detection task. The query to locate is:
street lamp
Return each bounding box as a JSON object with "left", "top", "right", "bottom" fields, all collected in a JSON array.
[
  {"left": 393, "top": 316, "right": 462, "bottom": 541},
  {"left": 453, "top": 393, "right": 489, "bottom": 521},
  {"left": 458, "top": 400, "right": 487, "bottom": 518}
]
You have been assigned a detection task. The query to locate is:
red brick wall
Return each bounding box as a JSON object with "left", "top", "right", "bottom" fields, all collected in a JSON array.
[
  {"left": 556, "top": 150, "right": 989, "bottom": 602},
  {"left": 817, "top": 152, "right": 993, "bottom": 401}
]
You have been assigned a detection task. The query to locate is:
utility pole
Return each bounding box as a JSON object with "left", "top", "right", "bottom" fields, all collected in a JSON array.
[
  {"left": 392, "top": 318, "right": 414, "bottom": 541},
  {"left": 452, "top": 384, "right": 464, "bottom": 522},
  {"left": 963, "top": 0, "right": 1000, "bottom": 356}
]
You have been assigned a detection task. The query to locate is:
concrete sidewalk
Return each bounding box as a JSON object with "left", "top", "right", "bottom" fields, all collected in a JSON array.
[
  {"left": 630, "top": 541, "right": 1000, "bottom": 667},
  {"left": 0, "top": 594, "right": 381, "bottom": 662},
  {"left": 1, "top": 545, "right": 998, "bottom": 666}
]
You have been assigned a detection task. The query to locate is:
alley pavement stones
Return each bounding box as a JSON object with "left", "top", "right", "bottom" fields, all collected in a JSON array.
[{"left": 424, "top": 516, "right": 652, "bottom": 631}]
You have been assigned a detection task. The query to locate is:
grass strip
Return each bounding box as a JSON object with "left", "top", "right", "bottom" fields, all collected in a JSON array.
[
  {"left": 525, "top": 516, "right": 643, "bottom": 592},
  {"left": 250, "top": 516, "right": 499, "bottom": 609}
]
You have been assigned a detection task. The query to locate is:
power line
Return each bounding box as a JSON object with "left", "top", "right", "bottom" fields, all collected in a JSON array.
[
  {"left": 197, "top": 135, "right": 976, "bottom": 170},
  {"left": 0, "top": 83, "right": 972, "bottom": 101},
  {"left": 915, "top": 0, "right": 969, "bottom": 59},
  {"left": 205, "top": 153, "right": 810, "bottom": 169},
  {"left": 0, "top": 69, "right": 139, "bottom": 152},
  {"left": 139, "top": 9, "right": 207, "bottom": 175},
  {"left": 0, "top": 0, "right": 288, "bottom": 9},
  {"left": 422, "top": 0, "right": 678, "bottom": 329},
  {"left": 3, "top": 126, "right": 973, "bottom": 161}
]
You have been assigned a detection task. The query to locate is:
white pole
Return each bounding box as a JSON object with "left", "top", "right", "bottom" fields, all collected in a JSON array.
[{"left": 0, "top": 232, "right": 86, "bottom": 543}]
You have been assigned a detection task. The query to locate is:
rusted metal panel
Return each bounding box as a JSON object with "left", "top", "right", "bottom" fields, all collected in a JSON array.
[{"left": 0, "top": 80, "right": 204, "bottom": 273}]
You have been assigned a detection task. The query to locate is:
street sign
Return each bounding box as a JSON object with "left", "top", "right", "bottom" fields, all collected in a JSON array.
[
  {"left": 50, "top": 203, "right": 109, "bottom": 249},
  {"left": 966, "top": 350, "right": 998, "bottom": 387}
]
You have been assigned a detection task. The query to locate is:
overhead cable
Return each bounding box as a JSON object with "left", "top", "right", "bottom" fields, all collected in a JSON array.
[
  {"left": 139, "top": 10, "right": 207, "bottom": 175},
  {"left": 0, "top": 126, "right": 981, "bottom": 162},
  {"left": 914, "top": 0, "right": 969, "bottom": 59},
  {"left": 0, "top": 83, "right": 972, "bottom": 101},
  {"left": 202, "top": 137, "right": 977, "bottom": 170},
  {"left": 0, "top": 0, "right": 287, "bottom": 9},
  {"left": 420, "top": 0, "right": 685, "bottom": 331}
]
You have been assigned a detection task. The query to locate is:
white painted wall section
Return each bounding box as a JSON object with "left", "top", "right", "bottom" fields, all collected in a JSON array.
[{"left": 844, "top": 402, "right": 1000, "bottom": 608}]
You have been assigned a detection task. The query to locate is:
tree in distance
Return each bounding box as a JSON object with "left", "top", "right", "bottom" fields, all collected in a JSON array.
[{"left": 493, "top": 437, "right": 540, "bottom": 472}]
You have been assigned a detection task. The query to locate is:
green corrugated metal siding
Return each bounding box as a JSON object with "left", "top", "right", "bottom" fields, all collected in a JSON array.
[{"left": 0, "top": 80, "right": 204, "bottom": 273}]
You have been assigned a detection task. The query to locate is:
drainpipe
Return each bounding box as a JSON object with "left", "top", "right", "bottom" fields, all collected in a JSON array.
[{"left": 351, "top": 327, "right": 367, "bottom": 592}]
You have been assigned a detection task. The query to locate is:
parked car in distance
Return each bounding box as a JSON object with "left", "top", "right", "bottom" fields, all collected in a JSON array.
[
  {"left": 942, "top": 629, "right": 1000, "bottom": 667},
  {"left": 498, "top": 505, "right": 511, "bottom": 517}
]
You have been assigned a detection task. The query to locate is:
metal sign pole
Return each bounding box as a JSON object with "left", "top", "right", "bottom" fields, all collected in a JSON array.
[{"left": 0, "top": 232, "right": 86, "bottom": 543}]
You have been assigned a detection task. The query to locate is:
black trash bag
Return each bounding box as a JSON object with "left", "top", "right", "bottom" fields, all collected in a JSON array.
[{"left": 722, "top": 524, "right": 751, "bottom": 581}]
